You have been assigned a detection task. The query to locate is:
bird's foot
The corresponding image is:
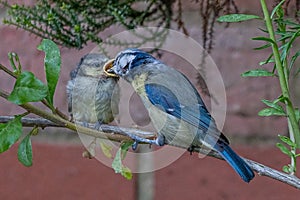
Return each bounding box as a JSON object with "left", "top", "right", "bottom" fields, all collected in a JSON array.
[
  {"left": 77, "top": 121, "right": 89, "bottom": 128},
  {"left": 132, "top": 140, "right": 139, "bottom": 151},
  {"left": 130, "top": 134, "right": 165, "bottom": 151},
  {"left": 94, "top": 121, "right": 102, "bottom": 130},
  {"left": 187, "top": 145, "right": 196, "bottom": 155},
  {"left": 69, "top": 114, "right": 74, "bottom": 122}
]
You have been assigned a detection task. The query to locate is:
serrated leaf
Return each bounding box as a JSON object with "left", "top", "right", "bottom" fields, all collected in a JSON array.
[
  {"left": 261, "top": 99, "right": 285, "bottom": 112},
  {"left": 8, "top": 71, "right": 48, "bottom": 105},
  {"left": 18, "top": 133, "right": 32, "bottom": 167},
  {"left": 37, "top": 39, "right": 61, "bottom": 106},
  {"left": 278, "top": 135, "right": 297, "bottom": 148},
  {"left": 0, "top": 116, "right": 22, "bottom": 153},
  {"left": 258, "top": 107, "right": 286, "bottom": 116},
  {"left": 276, "top": 143, "right": 292, "bottom": 156},
  {"left": 217, "top": 14, "right": 260, "bottom": 22},
  {"left": 99, "top": 140, "right": 113, "bottom": 158},
  {"left": 241, "top": 69, "right": 274, "bottom": 77}
]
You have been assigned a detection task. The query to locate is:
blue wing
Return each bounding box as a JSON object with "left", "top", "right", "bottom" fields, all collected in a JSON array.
[
  {"left": 145, "top": 83, "right": 212, "bottom": 133},
  {"left": 144, "top": 83, "right": 255, "bottom": 182},
  {"left": 144, "top": 82, "right": 255, "bottom": 182}
]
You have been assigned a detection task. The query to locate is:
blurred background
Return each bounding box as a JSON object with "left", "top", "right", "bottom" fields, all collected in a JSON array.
[{"left": 1, "top": 0, "right": 300, "bottom": 199}]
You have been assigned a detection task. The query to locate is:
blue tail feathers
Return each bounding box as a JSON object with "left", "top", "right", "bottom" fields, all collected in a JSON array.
[{"left": 218, "top": 145, "right": 255, "bottom": 183}]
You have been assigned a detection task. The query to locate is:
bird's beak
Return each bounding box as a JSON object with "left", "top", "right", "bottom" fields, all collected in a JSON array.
[{"left": 103, "top": 59, "right": 119, "bottom": 78}]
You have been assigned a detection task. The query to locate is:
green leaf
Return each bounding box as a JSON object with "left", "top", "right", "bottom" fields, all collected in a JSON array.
[
  {"left": 217, "top": 14, "right": 260, "bottom": 23},
  {"left": 8, "top": 52, "right": 21, "bottom": 73},
  {"left": 259, "top": 59, "right": 274, "bottom": 65},
  {"left": 280, "top": 30, "right": 300, "bottom": 65},
  {"left": 274, "top": 95, "right": 287, "bottom": 104},
  {"left": 241, "top": 69, "right": 274, "bottom": 77},
  {"left": 112, "top": 141, "right": 133, "bottom": 180},
  {"left": 254, "top": 43, "right": 272, "bottom": 51},
  {"left": 0, "top": 116, "right": 22, "bottom": 153},
  {"left": 18, "top": 133, "right": 33, "bottom": 167},
  {"left": 121, "top": 166, "right": 133, "bottom": 180},
  {"left": 282, "top": 165, "right": 291, "bottom": 173},
  {"left": 258, "top": 107, "right": 286, "bottom": 116},
  {"left": 290, "top": 50, "right": 300, "bottom": 71},
  {"left": 252, "top": 37, "right": 276, "bottom": 45},
  {"left": 278, "top": 135, "right": 297, "bottom": 148},
  {"left": 258, "top": 27, "right": 268, "bottom": 33},
  {"left": 259, "top": 54, "right": 274, "bottom": 65},
  {"left": 99, "top": 140, "right": 113, "bottom": 158},
  {"left": 8, "top": 71, "right": 48, "bottom": 105},
  {"left": 261, "top": 99, "right": 285, "bottom": 112},
  {"left": 37, "top": 39, "right": 61, "bottom": 106},
  {"left": 276, "top": 143, "right": 292, "bottom": 156},
  {"left": 120, "top": 141, "right": 133, "bottom": 160},
  {"left": 295, "top": 108, "right": 300, "bottom": 122},
  {"left": 112, "top": 149, "right": 122, "bottom": 173},
  {"left": 271, "top": 0, "right": 286, "bottom": 19}
]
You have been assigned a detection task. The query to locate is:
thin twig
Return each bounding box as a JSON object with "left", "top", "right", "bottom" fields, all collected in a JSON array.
[
  {"left": 1, "top": 115, "right": 300, "bottom": 189},
  {"left": 0, "top": 63, "right": 17, "bottom": 78},
  {"left": 0, "top": 88, "right": 131, "bottom": 142}
]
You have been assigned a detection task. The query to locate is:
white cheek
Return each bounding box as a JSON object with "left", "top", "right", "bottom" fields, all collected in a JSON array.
[
  {"left": 119, "top": 59, "right": 127, "bottom": 68},
  {"left": 119, "top": 55, "right": 135, "bottom": 67}
]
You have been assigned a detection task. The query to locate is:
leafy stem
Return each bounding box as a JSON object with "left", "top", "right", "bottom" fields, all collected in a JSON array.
[
  {"left": 217, "top": 0, "right": 300, "bottom": 175},
  {"left": 260, "top": 0, "right": 300, "bottom": 149}
]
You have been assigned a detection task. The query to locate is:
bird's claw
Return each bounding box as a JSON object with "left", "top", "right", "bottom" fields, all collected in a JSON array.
[
  {"left": 132, "top": 140, "right": 139, "bottom": 151},
  {"left": 94, "top": 121, "right": 102, "bottom": 130},
  {"left": 77, "top": 121, "right": 89, "bottom": 128},
  {"left": 187, "top": 145, "right": 196, "bottom": 155},
  {"left": 129, "top": 134, "right": 165, "bottom": 151}
]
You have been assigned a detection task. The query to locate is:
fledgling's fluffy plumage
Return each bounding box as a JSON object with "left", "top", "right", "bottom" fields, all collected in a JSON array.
[
  {"left": 110, "top": 48, "right": 255, "bottom": 183},
  {"left": 67, "top": 53, "right": 120, "bottom": 125}
]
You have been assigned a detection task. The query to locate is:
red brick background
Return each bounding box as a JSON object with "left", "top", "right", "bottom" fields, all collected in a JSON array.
[
  {"left": 1, "top": 144, "right": 299, "bottom": 199},
  {"left": 1, "top": 1, "right": 300, "bottom": 199}
]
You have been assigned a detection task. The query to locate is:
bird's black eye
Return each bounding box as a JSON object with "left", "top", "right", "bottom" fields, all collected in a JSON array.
[{"left": 123, "top": 63, "right": 129, "bottom": 70}]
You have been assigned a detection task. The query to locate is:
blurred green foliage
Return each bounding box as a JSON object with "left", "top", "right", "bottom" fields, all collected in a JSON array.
[{"left": 1, "top": 0, "right": 174, "bottom": 49}]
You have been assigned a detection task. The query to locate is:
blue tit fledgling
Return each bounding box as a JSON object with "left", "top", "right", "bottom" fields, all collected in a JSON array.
[
  {"left": 109, "top": 48, "right": 254, "bottom": 182},
  {"left": 66, "top": 53, "right": 120, "bottom": 126}
]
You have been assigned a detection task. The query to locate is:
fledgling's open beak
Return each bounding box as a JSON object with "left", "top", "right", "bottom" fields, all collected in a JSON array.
[{"left": 103, "top": 59, "right": 118, "bottom": 78}]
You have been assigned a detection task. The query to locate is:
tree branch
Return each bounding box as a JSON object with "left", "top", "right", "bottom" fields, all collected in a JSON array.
[{"left": 1, "top": 115, "right": 300, "bottom": 189}]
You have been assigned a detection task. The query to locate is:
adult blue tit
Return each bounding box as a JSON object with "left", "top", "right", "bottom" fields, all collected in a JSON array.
[
  {"left": 109, "top": 48, "right": 255, "bottom": 183},
  {"left": 66, "top": 53, "right": 120, "bottom": 126}
]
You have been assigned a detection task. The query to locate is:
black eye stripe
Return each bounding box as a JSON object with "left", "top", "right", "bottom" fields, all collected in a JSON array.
[
  {"left": 115, "top": 49, "right": 157, "bottom": 71},
  {"left": 123, "top": 63, "right": 129, "bottom": 69}
]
